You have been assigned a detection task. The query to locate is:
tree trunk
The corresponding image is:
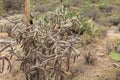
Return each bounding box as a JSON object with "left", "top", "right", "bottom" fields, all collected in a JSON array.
[
  {"left": 60, "top": 0, "right": 63, "bottom": 3},
  {"left": 24, "top": 0, "right": 31, "bottom": 25}
]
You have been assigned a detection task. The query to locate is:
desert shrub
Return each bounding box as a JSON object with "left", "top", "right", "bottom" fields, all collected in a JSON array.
[
  {"left": 109, "top": 43, "right": 120, "bottom": 61},
  {"left": 3, "top": 0, "right": 24, "bottom": 11},
  {"left": 113, "top": 0, "right": 120, "bottom": 6},
  {"left": 109, "top": 50, "right": 120, "bottom": 61},
  {"left": 84, "top": 50, "right": 97, "bottom": 65},
  {"left": 0, "top": 0, "right": 3, "bottom": 16}
]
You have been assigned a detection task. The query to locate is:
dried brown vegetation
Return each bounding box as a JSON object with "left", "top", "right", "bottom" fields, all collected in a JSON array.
[{"left": 0, "top": 44, "right": 17, "bottom": 73}]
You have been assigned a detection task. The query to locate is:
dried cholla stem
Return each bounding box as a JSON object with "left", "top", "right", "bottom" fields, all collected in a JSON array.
[{"left": 0, "top": 44, "right": 17, "bottom": 73}]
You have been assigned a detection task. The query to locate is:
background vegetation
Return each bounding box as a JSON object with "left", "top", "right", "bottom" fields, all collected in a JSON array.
[{"left": 1, "top": 0, "right": 120, "bottom": 80}]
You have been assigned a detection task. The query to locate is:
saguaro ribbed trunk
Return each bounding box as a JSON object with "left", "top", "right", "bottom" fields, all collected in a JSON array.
[{"left": 24, "top": 0, "right": 31, "bottom": 25}]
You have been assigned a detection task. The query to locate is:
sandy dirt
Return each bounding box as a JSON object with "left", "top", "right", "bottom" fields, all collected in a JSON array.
[{"left": 72, "top": 27, "right": 120, "bottom": 80}]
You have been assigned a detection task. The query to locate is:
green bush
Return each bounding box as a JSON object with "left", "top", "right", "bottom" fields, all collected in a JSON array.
[
  {"left": 109, "top": 50, "right": 120, "bottom": 61},
  {"left": 109, "top": 43, "right": 120, "bottom": 61}
]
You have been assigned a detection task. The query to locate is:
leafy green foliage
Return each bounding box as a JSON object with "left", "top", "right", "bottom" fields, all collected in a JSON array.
[
  {"left": 109, "top": 51, "right": 120, "bottom": 61},
  {"left": 80, "top": 19, "right": 102, "bottom": 37},
  {"left": 116, "top": 43, "right": 120, "bottom": 51},
  {"left": 97, "top": 0, "right": 110, "bottom": 9}
]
